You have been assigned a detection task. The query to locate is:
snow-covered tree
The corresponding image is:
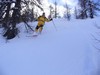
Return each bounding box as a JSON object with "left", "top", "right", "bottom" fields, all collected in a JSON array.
[
  {"left": 0, "top": 0, "right": 43, "bottom": 40},
  {"left": 77, "top": 0, "right": 100, "bottom": 19},
  {"left": 78, "top": 0, "right": 88, "bottom": 19},
  {"left": 88, "top": 0, "right": 100, "bottom": 18}
]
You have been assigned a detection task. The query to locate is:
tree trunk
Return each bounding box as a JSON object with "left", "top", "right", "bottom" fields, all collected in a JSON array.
[
  {"left": 88, "top": 0, "right": 94, "bottom": 18},
  {"left": 11, "top": 0, "right": 21, "bottom": 29}
]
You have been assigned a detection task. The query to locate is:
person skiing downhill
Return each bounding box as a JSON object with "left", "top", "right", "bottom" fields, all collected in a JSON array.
[{"left": 34, "top": 13, "right": 52, "bottom": 35}]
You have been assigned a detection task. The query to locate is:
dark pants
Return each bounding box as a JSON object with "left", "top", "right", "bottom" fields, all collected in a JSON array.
[{"left": 35, "top": 25, "right": 44, "bottom": 32}]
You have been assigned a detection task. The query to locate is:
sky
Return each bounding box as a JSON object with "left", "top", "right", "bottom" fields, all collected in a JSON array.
[
  {"left": 41, "top": 0, "right": 78, "bottom": 17},
  {"left": 48, "top": 0, "right": 78, "bottom": 6},
  {"left": 41, "top": 0, "right": 99, "bottom": 17}
]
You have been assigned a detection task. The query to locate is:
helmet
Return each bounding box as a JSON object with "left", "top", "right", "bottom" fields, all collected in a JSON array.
[{"left": 42, "top": 13, "right": 45, "bottom": 16}]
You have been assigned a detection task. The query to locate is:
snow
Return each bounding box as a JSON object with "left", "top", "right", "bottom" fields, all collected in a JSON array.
[{"left": 0, "top": 17, "right": 100, "bottom": 75}]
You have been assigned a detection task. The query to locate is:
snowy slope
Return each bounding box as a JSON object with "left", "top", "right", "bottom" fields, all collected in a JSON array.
[{"left": 0, "top": 18, "right": 100, "bottom": 75}]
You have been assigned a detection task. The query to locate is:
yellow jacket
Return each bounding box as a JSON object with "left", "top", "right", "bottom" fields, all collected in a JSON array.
[{"left": 37, "top": 16, "right": 50, "bottom": 26}]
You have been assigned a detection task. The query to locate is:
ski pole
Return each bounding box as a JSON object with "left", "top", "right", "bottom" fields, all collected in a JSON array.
[{"left": 52, "top": 20, "right": 57, "bottom": 31}]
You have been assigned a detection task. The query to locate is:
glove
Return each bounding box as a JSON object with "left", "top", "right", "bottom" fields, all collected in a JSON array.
[{"left": 50, "top": 18, "right": 53, "bottom": 21}]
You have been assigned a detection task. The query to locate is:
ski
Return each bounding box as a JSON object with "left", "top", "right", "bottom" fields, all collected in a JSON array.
[{"left": 26, "top": 35, "right": 38, "bottom": 37}]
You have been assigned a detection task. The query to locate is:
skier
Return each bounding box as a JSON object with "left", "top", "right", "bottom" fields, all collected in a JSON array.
[{"left": 34, "top": 13, "right": 52, "bottom": 35}]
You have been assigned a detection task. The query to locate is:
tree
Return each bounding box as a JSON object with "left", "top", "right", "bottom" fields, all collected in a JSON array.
[
  {"left": 88, "top": 0, "right": 94, "bottom": 18},
  {"left": 1, "top": 1, "right": 12, "bottom": 28},
  {"left": 0, "top": 0, "right": 43, "bottom": 40},
  {"left": 2, "top": 0, "right": 21, "bottom": 39},
  {"left": 78, "top": 0, "right": 88, "bottom": 19},
  {"left": 21, "top": 0, "right": 43, "bottom": 22},
  {"left": 74, "top": 7, "right": 78, "bottom": 19},
  {"left": 77, "top": 0, "right": 100, "bottom": 19},
  {"left": 64, "top": 3, "right": 71, "bottom": 20},
  {"left": 49, "top": 5, "right": 54, "bottom": 19},
  {"left": 54, "top": 1, "right": 57, "bottom": 18},
  {"left": 88, "top": 0, "right": 100, "bottom": 18}
]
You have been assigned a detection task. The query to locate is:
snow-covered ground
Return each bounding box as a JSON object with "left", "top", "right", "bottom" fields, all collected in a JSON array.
[{"left": 0, "top": 17, "right": 100, "bottom": 75}]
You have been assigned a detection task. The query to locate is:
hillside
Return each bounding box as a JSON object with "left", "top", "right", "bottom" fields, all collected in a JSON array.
[{"left": 0, "top": 18, "right": 100, "bottom": 75}]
